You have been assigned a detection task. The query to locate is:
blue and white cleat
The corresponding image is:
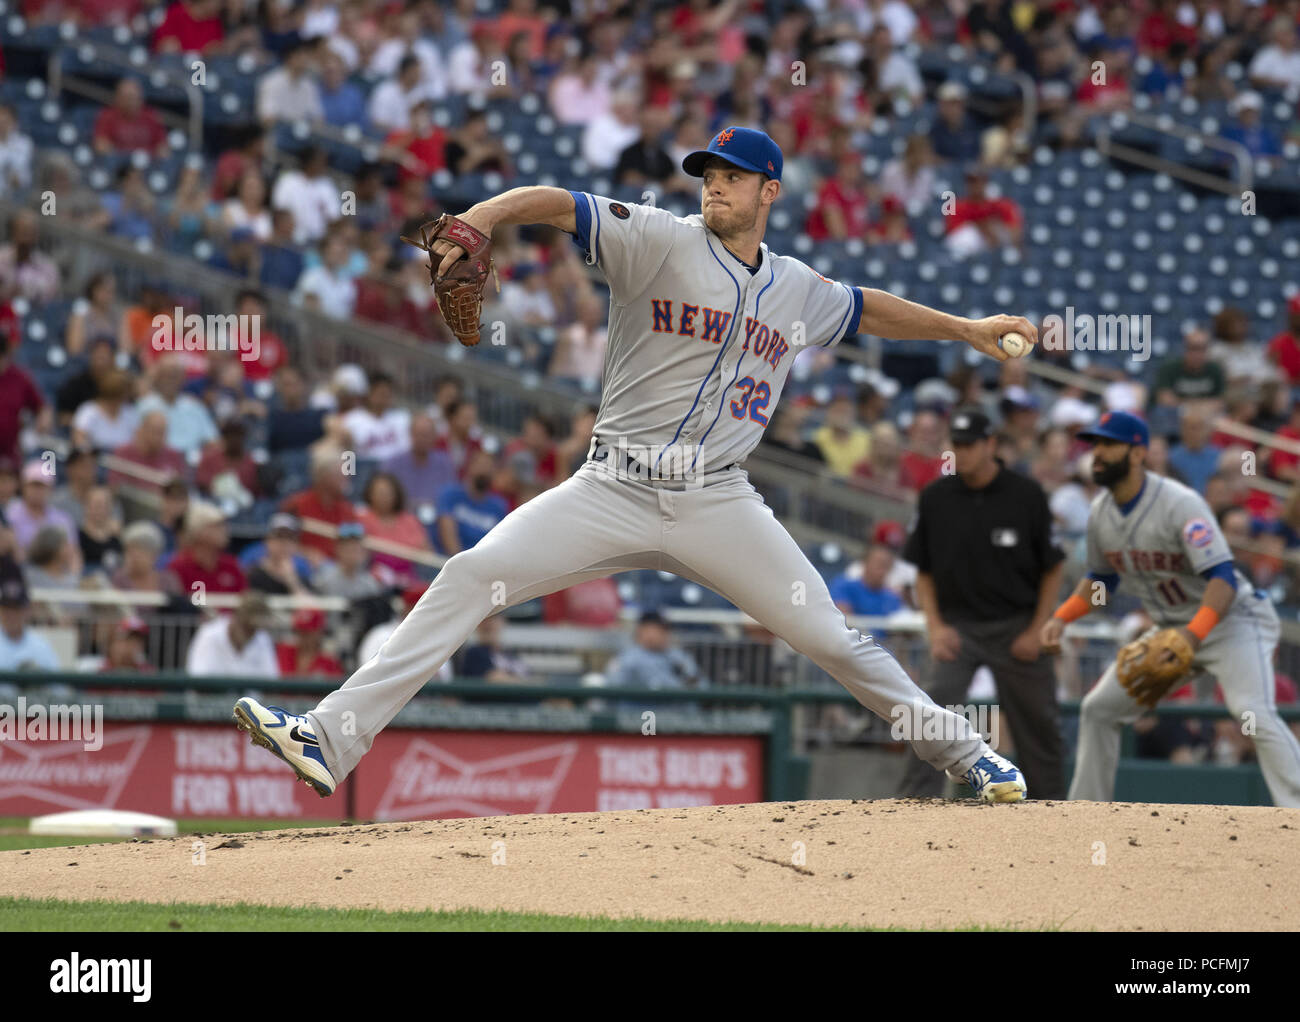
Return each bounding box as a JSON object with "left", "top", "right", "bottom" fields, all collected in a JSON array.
[
  {"left": 948, "top": 750, "right": 1027, "bottom": 803},
  {"left": 232, "top": 697, "right": 336, "bottom": 798}
]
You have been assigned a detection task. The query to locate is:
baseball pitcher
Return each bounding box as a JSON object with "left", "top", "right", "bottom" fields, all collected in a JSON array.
[
  {"left": 1041, "top": 411, "right": 1300, "bottom": 807},
  {"left": 234, "top": 127, "right": 1039, "bottom": 804}
]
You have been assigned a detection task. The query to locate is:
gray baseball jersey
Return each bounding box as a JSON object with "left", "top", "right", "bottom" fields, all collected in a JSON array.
[
  {"left": 292, "top": 188, "right": 1002, "bottom": 797},
  {"left": 1073, "top": 470, "right": 1300, "bottom": 807},
  {"left": 1085, "top": 471, "right": 1257, "bottom": 626},
  {"left": 567, "top": 191, "right": 862, "bottom": 475}
]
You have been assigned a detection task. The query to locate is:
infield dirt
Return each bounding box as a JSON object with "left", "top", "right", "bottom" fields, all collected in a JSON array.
[{"left": 3, "top": 798, "right": 1297, "bottom": 930}]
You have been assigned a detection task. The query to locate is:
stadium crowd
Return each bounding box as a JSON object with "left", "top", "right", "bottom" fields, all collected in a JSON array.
[{"left": 0, "top": 0, "right": 1297, "bottom": 776}]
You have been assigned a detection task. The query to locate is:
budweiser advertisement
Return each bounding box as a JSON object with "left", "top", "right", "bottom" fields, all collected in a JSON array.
[{"left": 0, "top": 723, "right": 763, "bottom": 820}]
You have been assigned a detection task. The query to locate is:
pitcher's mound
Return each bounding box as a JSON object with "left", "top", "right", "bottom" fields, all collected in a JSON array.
[{"left": 3, "top": 799, "right": 1297, "bottom": 930}]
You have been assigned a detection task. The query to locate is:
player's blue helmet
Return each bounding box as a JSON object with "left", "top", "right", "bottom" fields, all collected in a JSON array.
[
  {"left": 1078, "top": 410, "right": 1149, "bottom": 447},
  {"left": 682, "top": 126, "right": 783, "bottom": 182}
]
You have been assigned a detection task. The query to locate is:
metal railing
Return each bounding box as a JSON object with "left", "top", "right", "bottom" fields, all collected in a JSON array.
[{"left": 1094, "top": 110, "right": 1253, "bottom": 196}]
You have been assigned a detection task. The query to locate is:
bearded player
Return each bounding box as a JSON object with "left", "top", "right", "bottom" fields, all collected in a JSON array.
[
  {"left": 1041, "top": 411, "right": 1300, "bottom": 807},
  {"left": 233, "top": 127, "right": 1040, "bottom": 804}
]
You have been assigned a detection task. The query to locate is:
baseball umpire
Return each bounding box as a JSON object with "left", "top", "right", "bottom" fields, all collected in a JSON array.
[
  {"left": 899, "top": 407, "right": 1067, "bottom": 799},
  {"left": 1041, "top": 411, "right": 1300, "bottom": 807}
]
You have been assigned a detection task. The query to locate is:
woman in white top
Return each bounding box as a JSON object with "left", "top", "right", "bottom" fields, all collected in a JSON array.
[
  {"left": 221, "top": 169, "right": 273, "bottom": 241},
  {"left": 72, "top": 368, "right": 140, "bottom": 453},
  {"left": 879, "top": 134, "right": 937, "bottom": 210}
]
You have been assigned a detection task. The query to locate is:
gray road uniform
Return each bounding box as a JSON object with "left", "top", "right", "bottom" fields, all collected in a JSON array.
[
  {"left": 302, "top": 193, "right": 995, "bottom": 784},
  {"left": 1070, "top": 471, "right": 1300, "bottom": 807}
]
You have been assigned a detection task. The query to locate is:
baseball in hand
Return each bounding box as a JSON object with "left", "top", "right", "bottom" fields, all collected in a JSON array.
[{"left": 997, "top": 331, "right": 1032, "bottom": 358}]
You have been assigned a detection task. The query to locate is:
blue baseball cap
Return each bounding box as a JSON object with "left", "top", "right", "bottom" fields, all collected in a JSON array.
[
  {"left": 682, "top": 126, "right": 783, "bottom": 182},
  {"left": 1078, "top": 410, "right": 1149, "bottom": 447}
]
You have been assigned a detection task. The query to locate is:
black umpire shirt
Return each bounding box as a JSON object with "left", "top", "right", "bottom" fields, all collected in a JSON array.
[{"left": 901, "top": 461, "right": 1063, "bottom": 624}]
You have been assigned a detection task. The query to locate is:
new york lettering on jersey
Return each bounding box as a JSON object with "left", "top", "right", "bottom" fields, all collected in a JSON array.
[{"left": 567, "top": 191, "right": 863, "bottom": 475}]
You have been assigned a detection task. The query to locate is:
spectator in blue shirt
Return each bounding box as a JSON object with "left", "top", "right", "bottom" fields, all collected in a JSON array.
[
  {"left": 605, "top": 611, "right": 708, "bottom": 692},
  {"left": 1220, "top": 91, "right": 1282, "bottom": 161},
  {"left": 1168, "top": 407, "right": 1221, "bottom": 496},
  {"left": 384, "top": 413, "right": 458, "bottom": 518},
  {"left": 829, "top": 543, "right": 905, "bottom": 617},
  {"left": 260, "top": 209, "right": 305, "bottom": 291},
  {"left": 102, "top": 165, "right": 156, "bottom": 242},
  {"left": 319, "top": 49, "right": 367, "bottom": 128},
  {"left": 434, "top": 448, "right": 508, "bottom": 554},
  {"left": 929, "top": 82, "right": 981, "bottom": 162}
]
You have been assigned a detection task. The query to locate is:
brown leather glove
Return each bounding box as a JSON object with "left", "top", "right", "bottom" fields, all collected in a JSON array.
[
  {"left": 401, "top": 213, "right": 499, "bottom": 346},
  {"left": 1116, "top": 628, "right": 1196, "bottom": 708}
]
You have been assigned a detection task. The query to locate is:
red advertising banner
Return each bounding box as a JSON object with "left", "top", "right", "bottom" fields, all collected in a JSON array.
[
  {"left": 0, "top": 724, "right": 346, "bottom": 819},
  {"left": 0, "top": 724, "right": 764, "bottom": 821},
  {"left": 353, "top": 731, "right": 765, "bottom": 820}
]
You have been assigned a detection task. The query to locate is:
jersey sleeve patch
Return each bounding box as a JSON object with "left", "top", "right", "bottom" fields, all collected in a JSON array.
[{"left": 1183, "top": 518, "right": 1214, "bottom": 549}]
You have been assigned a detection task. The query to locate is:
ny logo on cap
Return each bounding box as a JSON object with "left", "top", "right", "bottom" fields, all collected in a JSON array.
[
  {"left": 954, "top": 415, "right": 970, "bottom": 429},
  {"left": 716, "top": 128, "right": 735, "bottom": 146}
]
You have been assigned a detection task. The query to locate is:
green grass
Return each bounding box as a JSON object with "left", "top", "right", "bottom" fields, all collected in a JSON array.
[
  {"left": 0, "top": 896, "right": 896, "bottom": 931},
  {"left": 0, "top": 817, "right": 346, "bottom": 852}
]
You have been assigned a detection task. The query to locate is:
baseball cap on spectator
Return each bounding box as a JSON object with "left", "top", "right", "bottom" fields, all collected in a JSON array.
[
  {"left": 122, "top": 520, "right": 165, "bottom": 552},
  {"left": 999, "top": 386, "right": 1039, "bottom": 412},
  {"left": 1049, "top": 395, "right": 1098, "bottom": 429},
  {"left": 267, "top": 512, "right": 300, "bottom": 536},
  {"left": 1230, "top": 91, "right": 1262, "bottom": 115},
  {"left": 0, "top": 574, "right": 28, "bottom": 607},
  {"left": 1078, "top": 410, "right": 1150, "bottom": 447},
  {"left": 333, "top": 364, "right": 368, "bottom": 396},
  {"left": 938, "top": 81, "right": 968, "bottom": 101},
  {"left": 872, "top": 520, "right": 906, "bottom": 550},
  {"left": 185, "top": 500, "right": 226, "bottom": 533},
  {"left": 914, "top": 378, "right": 957, "bottom": 409},
  {"left": 638, "top": 609, "right": 668, "bottom": 627},
  {"left": 21, "top": 460, "right": 53, "bottom": 485},
  {"left": 1288, "top": 293, "right": 1300, "bottom": 315},
  {"left": 116, "top": 616, "right": 148, "bottom": 637},
  {"left": 292, "top": 607, "right": 327, "bottom": 633},
  {"left": 337, "top": 521, "right": 365, "bottom": 540},
  {"left": 950, "top": 407, "right": 993, "bottom": 443}
]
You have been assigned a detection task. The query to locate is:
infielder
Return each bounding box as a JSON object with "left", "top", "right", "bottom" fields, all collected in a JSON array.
[
  {"left": 1041, "top": 411, "right": 1300, "bottom": 807},
  {"left": 234, "top": 127, "right": 1037, "bottom": 803}
]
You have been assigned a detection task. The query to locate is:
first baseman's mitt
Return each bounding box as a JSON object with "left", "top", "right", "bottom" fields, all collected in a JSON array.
[
  {"left": 401, "top": 213, "right": 499, "bottom": 346},
  {"left": 1116, "top": 628, "right": 1196, "bottom": 708}
]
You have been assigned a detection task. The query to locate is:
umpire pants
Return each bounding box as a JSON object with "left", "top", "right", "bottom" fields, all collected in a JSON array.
[{"left": 899, "top": 613, "right": 1066, "bottom": 800}]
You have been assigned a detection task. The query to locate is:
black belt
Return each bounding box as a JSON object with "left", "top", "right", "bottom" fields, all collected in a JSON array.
[{"left": 586, "top": 436, "right": 738, "bottom": 489}]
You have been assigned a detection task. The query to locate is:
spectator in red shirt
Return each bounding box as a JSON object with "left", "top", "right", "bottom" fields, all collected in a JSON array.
[
  {"left": 542, "top": 577, "right": 622, "bottom": 627},
  {"left": 196, "top": 419, "right": 260, "bottom": 503},
  {"left": 280, "top": 449, "right": 361, "bottom": 562},
  {"left": 493, "top": 0, "right": 548, "bottom": 60},
  {"left": 211, "top": 128, "right": 266, "bottom": 201},
  {"left": 383, "top": 99, "right": 447, "bottom": 183},
  {"left": 804, "top": 159, "right": 871, "bottom": 242},
  {"left": 944, "top": 165, "right": 1023, "bottom": 259},
  {"left": 232, "top": 288, "right": 286, "bottom": 382},
  {"left": 1075, "top": 45, "right": 1133, "bottom": 111},
  {"left": 1267, "top": 400, "right": 1300, "bottom": 483},
  {"left": 153, "top": 0, "right": 225, "bottom": 55},
  {"left": 93, "top": 79, "right": 168, "bottom": 157},
  {"left": 899, "top": 409, "right": 946, "bottom": 491},
  {"left": 276, "top": 608, "right": 345, "bottom": 677},
  {"left": 0, "top": 319, "right": 49, "bottom": 465},
  {"left": 1266, "top": 295, "right": 1300, "bottom": 385},
  {"left": 503, "top": 412, "right": 559, "bottom": 491},
  {"left": 107, "top": 411, "right": 189, "bottom": 495},
  {"left": 164, "top": 500, "right": 247, "bottom": 597},
  {"left": 865, "top": 194, "right": 913, "bottom": 244},
  {"left": 98, "top": 616, "right": 153, "bottom": 673},
  {"left": 439, "top": 399, "right": 485, "bottom": 478}
]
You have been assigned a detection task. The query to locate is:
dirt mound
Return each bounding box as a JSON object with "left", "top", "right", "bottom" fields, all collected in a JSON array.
[{"left": 4, "top": 799, "right": 1298, "bottom": 929}]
